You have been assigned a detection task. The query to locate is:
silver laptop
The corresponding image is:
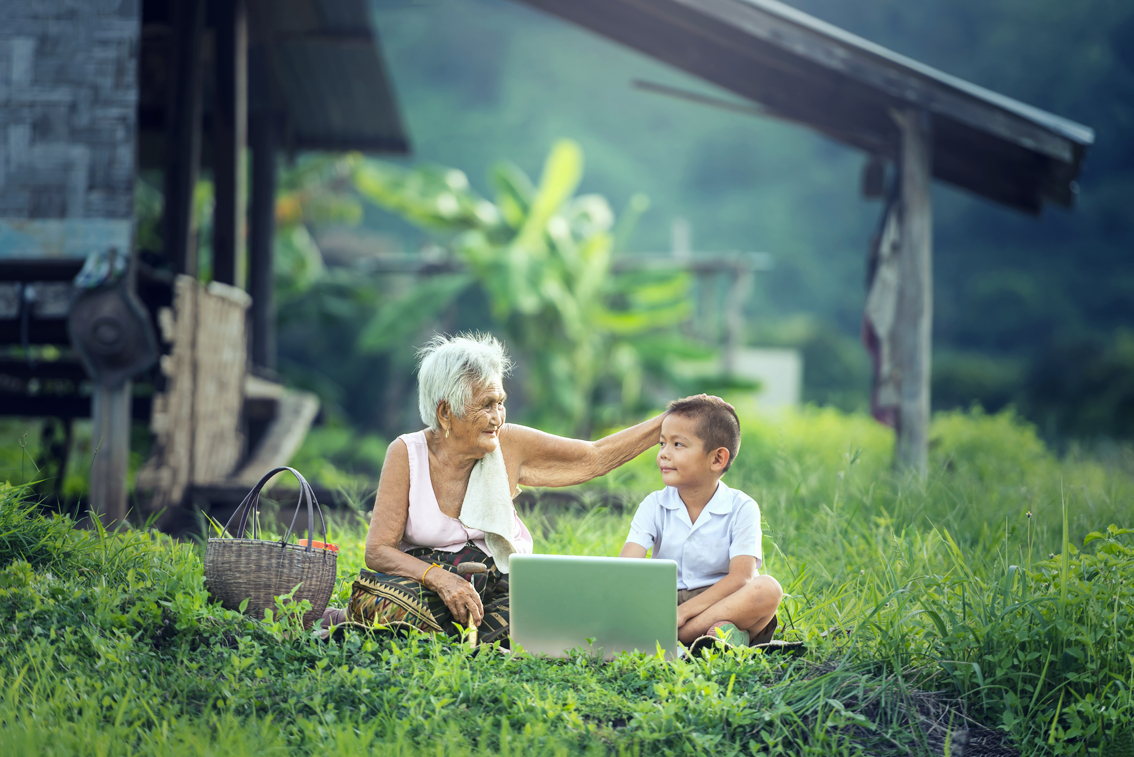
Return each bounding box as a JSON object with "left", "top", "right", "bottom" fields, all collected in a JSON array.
[{"left": 509, "top": 554, "right": 679, "bottom": 660}]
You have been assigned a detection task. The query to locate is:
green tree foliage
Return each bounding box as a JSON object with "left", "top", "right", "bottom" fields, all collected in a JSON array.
[
  {"left": 368, "top": 0, "right": 1134, "bottom": 440},
  {"left": 259, "top": 142, "right": 741, "bottom": 442},
  {"left": 269, "top": 156, "right": 404, "bottom": 437},
  {"left": 350, "top": 140, "right": 729, "bottom": 436},
  {"left": 786, "top": 0, "right": 1134, "bottom": 438}
]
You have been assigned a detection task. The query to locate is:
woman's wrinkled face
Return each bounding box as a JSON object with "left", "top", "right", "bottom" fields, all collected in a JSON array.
[{"left": 447, "top": 376, "right": 507, "bottom": 457}]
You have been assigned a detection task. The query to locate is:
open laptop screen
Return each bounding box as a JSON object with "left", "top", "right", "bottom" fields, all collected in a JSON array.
[{"left": 509, "top": 554, "right": 679, "bottom": 660}]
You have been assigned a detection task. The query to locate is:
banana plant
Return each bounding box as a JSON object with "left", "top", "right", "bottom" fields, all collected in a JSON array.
[
  {"left": 352, "top": 140, "right": 721, "bottom": 437},
  {"left": 273, "top": 154, "right": 367, "bottom": 300}
]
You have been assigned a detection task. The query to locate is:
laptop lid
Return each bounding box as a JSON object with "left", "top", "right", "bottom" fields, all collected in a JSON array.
[{"left": 509, "top": 554, "right": 678, "bottom": 660}]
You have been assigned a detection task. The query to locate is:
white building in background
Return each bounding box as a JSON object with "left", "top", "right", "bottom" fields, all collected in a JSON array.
[{"left": 732, "top": 347, "right": 802, "bottom": 411}]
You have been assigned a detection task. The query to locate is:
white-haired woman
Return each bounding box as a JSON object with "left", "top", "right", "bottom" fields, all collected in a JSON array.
[{"left": 344, "top": 332, "right": 666, "bottom": 645}]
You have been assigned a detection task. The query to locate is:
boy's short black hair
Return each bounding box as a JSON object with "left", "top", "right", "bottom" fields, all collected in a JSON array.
[{"left": 665, "top": 395, "right": 741, "bottom": 472}]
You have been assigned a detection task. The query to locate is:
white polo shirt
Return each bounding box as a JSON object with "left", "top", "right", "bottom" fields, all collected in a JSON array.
[{"left": 625, "top": 481, "right": 762, "bottom": 590}]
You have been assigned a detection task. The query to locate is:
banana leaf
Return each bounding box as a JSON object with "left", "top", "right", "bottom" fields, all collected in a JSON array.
[
  {"left": 514, "top": 140, "right": 582, "bottom": 253},
  {"left": 355, "top": 273, "right": 473, "bottom": 354},
  {"left": 489, "top": 162, "right": 535, "bottom": 229},
  {"left": 593, "top": 300, "right": 692, "bottom": 335}
]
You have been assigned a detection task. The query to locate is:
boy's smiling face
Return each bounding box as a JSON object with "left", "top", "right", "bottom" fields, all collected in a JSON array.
[{"left": 657, "top": 413, "right": 724, "bottom": 490}]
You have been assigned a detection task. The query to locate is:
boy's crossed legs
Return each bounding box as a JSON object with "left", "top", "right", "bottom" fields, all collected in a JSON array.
[{"left": 678, "top": 574, "right": 783, "bottom": 646}]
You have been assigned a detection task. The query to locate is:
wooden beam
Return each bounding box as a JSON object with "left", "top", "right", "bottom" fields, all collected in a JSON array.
[
  {"left": 666, "top": 0, "right": 1083, "bottom": 161},
  {"left": 248, "top": 111, "right": 277, "bottom": 369},
  {"left": 611, "top": 252, "right": 773, "bottom": 274},
  {"left": 162, "top": 0, "right": 206, "bottom": 278},
  {"left": 212, "top": 0, "right": 248, "bottom": 287},
  {"left": 89, "top": 381, "right": 132, "bottom": 527},
  {"left": 515, "top": 0, "right": 1088, "bottom": 210},
  {"left": 0, "top": 259, "right": 84, "bottom": 281},
  {"left": 0, "top": 357, "right": 87, "bottom": 382},
  {"left": 0, "top": 394, "right": 152, "bottom": 420},
  {"left": 892, "top": 108, "right": 933, "bottom": 475}
]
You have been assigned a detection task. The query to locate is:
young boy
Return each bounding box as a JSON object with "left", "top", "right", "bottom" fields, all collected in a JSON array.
[{"left": 619, "top": 395, "right": 782, "bottom": 649}]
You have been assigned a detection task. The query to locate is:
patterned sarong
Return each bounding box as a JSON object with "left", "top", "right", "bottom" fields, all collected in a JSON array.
[{"left": 347, "top": 544, "right": 510, "bottom": 645}]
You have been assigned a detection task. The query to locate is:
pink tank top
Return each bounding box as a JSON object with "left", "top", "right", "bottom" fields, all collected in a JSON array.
[{"left": 399, "top": 431, "right": 534, "bottom": 557}]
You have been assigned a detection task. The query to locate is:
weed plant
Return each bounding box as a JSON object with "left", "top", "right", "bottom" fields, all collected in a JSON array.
[{"left": 1, "top": 408, "right": 1132, "bottom": 756}]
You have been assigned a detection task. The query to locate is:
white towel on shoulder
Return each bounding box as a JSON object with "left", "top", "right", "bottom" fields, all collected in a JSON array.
[{"left": 459, "top": 445, "right": 519, "bottom": 573}]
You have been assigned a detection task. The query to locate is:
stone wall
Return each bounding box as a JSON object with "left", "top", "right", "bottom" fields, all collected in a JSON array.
[{"left": 0, "top": 0, "right": 140, "bottom": 258}]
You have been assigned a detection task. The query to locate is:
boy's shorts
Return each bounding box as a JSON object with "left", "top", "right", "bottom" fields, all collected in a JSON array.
[{"left": 678, "top": 585, "right": 779, "bottom": 646}]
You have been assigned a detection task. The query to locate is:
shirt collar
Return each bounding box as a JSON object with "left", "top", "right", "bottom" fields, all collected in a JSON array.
[
  {"left": 659, "top": 487, "right": 682, "bottom": 509},
  {"left": 704, "top": 480, "right": 735, "bottom": 514},
  {"left": 660, "top": 481, "right": 734, "bottom": 513}
]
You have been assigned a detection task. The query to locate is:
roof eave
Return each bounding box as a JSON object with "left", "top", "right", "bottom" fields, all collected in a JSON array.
[{"left": 514, "top": 0, "right": 1092, "bottom": 214}]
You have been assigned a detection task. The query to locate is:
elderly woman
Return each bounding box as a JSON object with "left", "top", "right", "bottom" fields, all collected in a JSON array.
[{"left": 346, "top": 332, "right": 665, "bottom": 645}]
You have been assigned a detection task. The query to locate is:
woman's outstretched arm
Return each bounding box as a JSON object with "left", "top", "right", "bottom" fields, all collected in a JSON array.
[{"left": 500, "top": 412, "right": 666, "bottom": 489}]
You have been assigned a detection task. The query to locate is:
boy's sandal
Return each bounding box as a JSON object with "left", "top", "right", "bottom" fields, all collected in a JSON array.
[
  {"left": 688, "top": 635, "right": 722, "bottom": 657},
  {"left": 689, "top": 621, "right": 749, "bottom": 657},
  {"left": 750, "top": 616, "right": 807, "bottom": 655},
  {"left": 688, "top": 636, "right": 808, "bottom": 657},
  {"left": 751, "top": 639, "right": 808, "bottom": 656},
  {"left": 687, "top": 616, "right": 808, "bottom": 657},
  {"left": 751, "top": 615, "right": 778, "bottom": 646}
]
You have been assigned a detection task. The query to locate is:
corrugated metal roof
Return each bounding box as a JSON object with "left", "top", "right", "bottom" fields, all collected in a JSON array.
[
  {"left": 250, "top": 0, "right": 410, "bottom": 153},
  {"left": 515, "top": 0, "right": 1092, "bottom": 214}
]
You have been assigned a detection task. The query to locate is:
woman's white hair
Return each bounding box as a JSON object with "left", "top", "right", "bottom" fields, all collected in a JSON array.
[{"left": 416, "top": 332, "right": 513, "bottom": 431}]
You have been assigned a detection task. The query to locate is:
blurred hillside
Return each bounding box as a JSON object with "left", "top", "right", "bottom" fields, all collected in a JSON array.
[{"left": 336, "top": 0, "right": 1134, "bottom": 441}]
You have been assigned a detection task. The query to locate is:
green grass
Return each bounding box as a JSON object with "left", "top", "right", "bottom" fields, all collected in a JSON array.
[{"left": 1, "top": 407, "right": 1132, "bottom": 756}]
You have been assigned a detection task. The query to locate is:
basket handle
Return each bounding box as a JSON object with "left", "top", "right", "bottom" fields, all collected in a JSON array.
[
  {"left": 224, "top": 467, "right": 298, "bottom": 540},
  {"left": 220, "top": 466, "right": 328, "bottom": 551}
]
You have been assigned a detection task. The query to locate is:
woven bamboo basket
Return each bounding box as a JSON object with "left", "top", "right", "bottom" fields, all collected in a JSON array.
[{"left": 204, "top": 466, "right": 337, "bottom": 629}]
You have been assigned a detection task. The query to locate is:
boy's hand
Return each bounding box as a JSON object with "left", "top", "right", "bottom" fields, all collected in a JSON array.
[{"left": 677, "top": 604, "right": 694, "bottom": 629}]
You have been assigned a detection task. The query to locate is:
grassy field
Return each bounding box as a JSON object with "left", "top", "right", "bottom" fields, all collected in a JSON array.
[{"left": 1, "top": 407, "right": 1131, "bottom": 756}]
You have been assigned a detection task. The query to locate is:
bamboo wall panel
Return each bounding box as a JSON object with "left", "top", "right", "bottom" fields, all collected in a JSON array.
[{"left": 137, "top": 275, "right": 250, "bottom": 509}]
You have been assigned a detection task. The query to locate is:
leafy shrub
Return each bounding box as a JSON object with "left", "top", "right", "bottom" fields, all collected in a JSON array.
[
  {"left": 2, "top": 406, "right": 1132, "bottom": 756},
  {"left": 1, "top": 484, "right": 943, "bottom": 757},
  {"left": 914, "top": 526, "right": 1134, "bottom": 755},
  {"left": 288, "top": 424, "right": 388, "bottom": 493},
  {"left": 0, "top": 484, "right": 77, "bottom": 570},
  {"left": 594, "top": 403, "right": 893, "bottom": 504},
  {"left": 929, "top": 407, "right": 1052, "bottom": 483}
]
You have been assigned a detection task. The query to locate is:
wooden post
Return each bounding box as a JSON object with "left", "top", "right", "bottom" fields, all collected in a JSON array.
[
  {"left": 90, "top": 380, "right": 132, "bottom": 527},
  {"left": 723, "top": 263, "right": 753, "bottom": 374},
  {"left": 892, "top": 108, "right": 933, "bottom": 475},
  {"left": 248, "top": 112, "right": 277, "bottom": 370},
  {"left": 163, "top": 0, "right": 206, "bottom": 278},
  {"left": 212, "top": 0, "right": 248, "bottom": 287}
]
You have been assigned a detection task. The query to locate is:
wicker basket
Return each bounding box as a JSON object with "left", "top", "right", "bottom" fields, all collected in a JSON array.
[{"left": 204, "top": 467, "right": 337, "bottom": 629}]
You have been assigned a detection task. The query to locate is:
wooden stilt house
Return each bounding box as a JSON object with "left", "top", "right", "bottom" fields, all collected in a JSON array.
[{"left": 0, "top": 0, "right": 409, "bottom": 528}]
